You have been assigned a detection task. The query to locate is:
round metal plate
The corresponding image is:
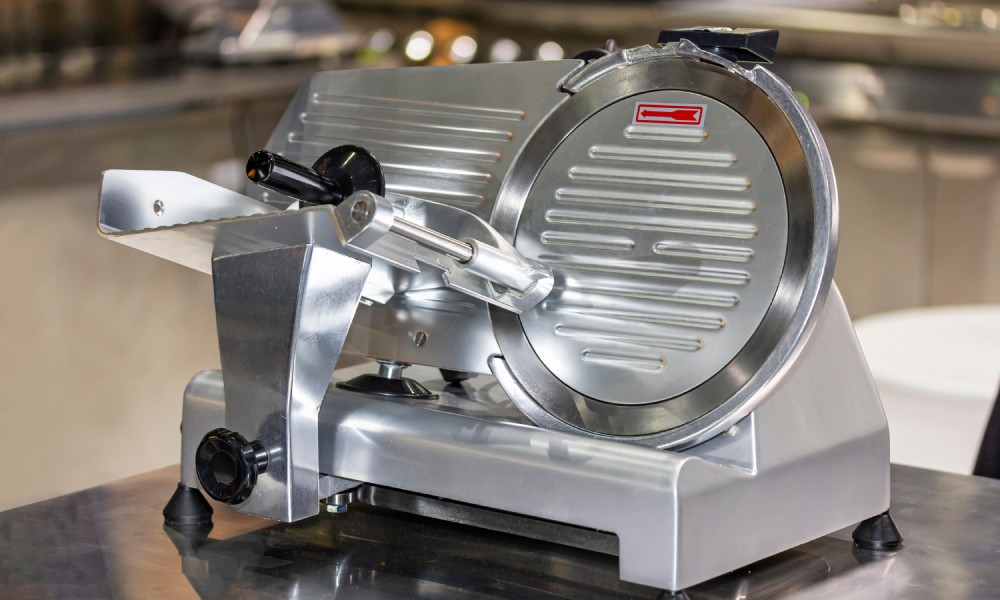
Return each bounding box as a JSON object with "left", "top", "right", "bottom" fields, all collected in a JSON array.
[
  {"left": 514, "top": 90, "right": 788, "bottom": 405},
  {"left": 489, "top": 53, "right": 836, "bottom": 447}
]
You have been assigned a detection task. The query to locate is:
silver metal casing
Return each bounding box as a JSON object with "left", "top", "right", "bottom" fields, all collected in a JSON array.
[
  {"left": 256, "top": 42, "right": 838, "bottom": 448},
  {"left": 97, "top": 42, "right": 890, "bottom": 593}
]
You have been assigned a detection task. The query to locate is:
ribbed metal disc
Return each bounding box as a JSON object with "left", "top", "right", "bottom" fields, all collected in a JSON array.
[
  {"left": 513, "top": 91, "right": 787, "bottom": 405},
  {"left": 489, "top": 53, "right": 835, "bottom": 446}
]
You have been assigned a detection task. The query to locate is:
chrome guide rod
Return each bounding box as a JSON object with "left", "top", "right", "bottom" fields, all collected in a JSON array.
[
  {"left": 338, "top": 191, "right": 552, "bottom": 304},
  {"left": 389, "top": 217, "right": 475, "bottom": 263}
]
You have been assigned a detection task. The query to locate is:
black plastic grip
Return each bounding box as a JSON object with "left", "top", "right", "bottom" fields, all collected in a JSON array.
[
  {"left": 247, "top": 150, "right": 345, "bottom": 205},
  {"left": 246, "top": 145, "right": 385, "bottom": 206},
  {"left": 657, "top": 27, "right": 779, "bottom": 64}
]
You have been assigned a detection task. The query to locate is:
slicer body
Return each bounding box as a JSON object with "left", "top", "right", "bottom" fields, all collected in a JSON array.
[
  {"left": 98, "top": 36, "right": 892, "bottom": 591},
  {"left": 178, "top": 285, "right": 887, "bottom": 591}
]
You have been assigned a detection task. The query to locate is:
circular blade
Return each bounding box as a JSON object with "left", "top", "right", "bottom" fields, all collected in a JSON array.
[
  {"left": 489, "top": 56, "right": 836, "bottom": 448},
  {"left": 515, "top": 90, "right": 787, "bottom": 407}
]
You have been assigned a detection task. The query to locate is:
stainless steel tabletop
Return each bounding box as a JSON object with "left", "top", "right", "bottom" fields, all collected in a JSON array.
[{"left": 1, "top": 464, "right": 998, "bottom": 599}]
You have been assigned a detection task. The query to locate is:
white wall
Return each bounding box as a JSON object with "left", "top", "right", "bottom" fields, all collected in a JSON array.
[{"left": 0, "top": 183, "right": 220, "bottom": 511}]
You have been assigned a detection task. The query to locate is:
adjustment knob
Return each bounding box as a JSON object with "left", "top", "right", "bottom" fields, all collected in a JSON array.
[{"left": 195, "top": 428, "right": 269, "bottom": 505}]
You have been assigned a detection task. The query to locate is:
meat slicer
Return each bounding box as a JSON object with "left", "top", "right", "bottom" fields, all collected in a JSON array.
[{"left": 96, "top": 28, "right": 901, "bottom": 591}]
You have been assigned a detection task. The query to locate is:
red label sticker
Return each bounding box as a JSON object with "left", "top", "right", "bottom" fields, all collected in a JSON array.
[{"left": 633, "top": 102, "right": 706, "bottom": 126}]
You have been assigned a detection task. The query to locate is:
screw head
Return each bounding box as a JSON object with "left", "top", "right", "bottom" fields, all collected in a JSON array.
[
  {"left": 351, "top": 199, "right": 371, "bottom": 222},
  {"left": 414, "top": 330, "right": 428, "bottom": 347},
  {"left": 153, "top": 199, "right": 165, "bottom": 216}
]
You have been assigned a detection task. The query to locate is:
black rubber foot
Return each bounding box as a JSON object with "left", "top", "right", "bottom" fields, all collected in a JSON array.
[
  {"left": 336, "top": 373, "right": 438, "bottom": 399},
  {"left": 852, "top": 510, "right": 903, "bottom": 551},
  {"left": 163, "top": 483, "right": 214, "bottom": 531}
]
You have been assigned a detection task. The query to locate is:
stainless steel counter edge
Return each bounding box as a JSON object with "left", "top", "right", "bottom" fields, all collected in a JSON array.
[{"left": 2, "top": 464, "right": 1000, "bottom": 598}]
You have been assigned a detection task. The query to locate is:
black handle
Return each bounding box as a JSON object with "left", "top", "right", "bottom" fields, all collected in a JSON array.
[
  {"left": 195, "top": 428, "right": 269, "bottom": 505},
  {"left": 246, "top": 145, "right": 385, "bottom": 206},
  {"left": 247, "top": 150, "right": 346, "bottom": 205},
  {"left": 657, "top": 27, "right": 779, "bottom": 64}
]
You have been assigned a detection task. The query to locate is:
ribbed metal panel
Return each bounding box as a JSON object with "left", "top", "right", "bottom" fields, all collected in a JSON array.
[
  {"left": 265, "top": 61, "right": 579, "bottom": 221},
  {"left": 255, "top": 61, "right": 581, "bottom": 374}
]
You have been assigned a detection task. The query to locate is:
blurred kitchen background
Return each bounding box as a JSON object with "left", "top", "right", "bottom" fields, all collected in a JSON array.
[{"left": 1, "top": 0, "right": 999, "bottom": 510}]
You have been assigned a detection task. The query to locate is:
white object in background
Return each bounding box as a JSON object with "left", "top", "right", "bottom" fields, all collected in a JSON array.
[{"left": 854, "top": 305, "right": 1000, "bottom": 474}]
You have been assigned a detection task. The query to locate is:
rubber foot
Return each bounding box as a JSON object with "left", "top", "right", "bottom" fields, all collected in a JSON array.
[
  {"left": 852, "top": 510, "right": 903, "bottom": 551},
  {"left": 163, "top": 483, "right": 214, "bottom": 531}
]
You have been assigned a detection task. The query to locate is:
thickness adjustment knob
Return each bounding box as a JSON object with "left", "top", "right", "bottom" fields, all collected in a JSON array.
[{"left": 195, "top": 428, "right": 269, "bottom": 505}]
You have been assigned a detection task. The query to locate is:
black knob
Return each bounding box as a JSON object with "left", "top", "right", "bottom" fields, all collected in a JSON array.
[
  {"left": 657, "top": 27, "right": 779, "bottom": 64},
  {"left": 574, "top": 38, "right": 618, "bottom": 62},
  {"left": 246, "top": 145, "right": 385, "bottom": 206},
  {"left": 195, "top": 428, "right": 269, "bottom": 505}
]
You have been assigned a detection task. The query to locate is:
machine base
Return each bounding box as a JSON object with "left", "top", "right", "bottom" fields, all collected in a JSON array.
[{"left": 176, "top": 287, "right": 890, "bottom": 591}]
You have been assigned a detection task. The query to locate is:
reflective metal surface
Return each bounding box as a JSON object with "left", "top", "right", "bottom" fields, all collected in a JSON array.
[
  {"left": 90, "top": 38, "right": 889, "bottom": 592},
  {"left": 335, "top": 191, "right": 554, "bottom": 313},
  {"left": 2, "top": 464, "right": 997, "bottom": 599},
  {"left": 98, "top": 170, "right": 278, "bottom": 240},
  {"left": 491, "top": 43, "right": 837, "bottom": 447},
  {"left": 258, "top": 59, "right": 580, "bottom": 373},
  {"left": 261, "top": 60, "right": 580, "bottom": 219},
  {"left": 513, "top": 88, "right": 787, "bottom": 405},
  {"left": 213, "top": 245, "right": 370, "bottom": 522},
  {"left": 99, "top": 175, "right": 378, "bottom": 522},
  {"left": 95, "top": 48, "right": 869, "bottom": 588},
  {"left": 175, "top": 287, "right": 888, "bottom": 591}
]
